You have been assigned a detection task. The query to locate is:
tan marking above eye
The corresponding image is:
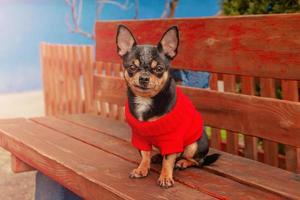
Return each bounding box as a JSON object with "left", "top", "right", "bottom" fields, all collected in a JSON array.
[
  {"left": 151, "top": 60, "right": 158, "bottom": 68},
  {"left": 133, "top": 59, "right": 140, "bottom": 67}
]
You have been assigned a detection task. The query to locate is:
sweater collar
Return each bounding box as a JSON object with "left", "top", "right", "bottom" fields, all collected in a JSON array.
[{"left": 125, "top": 87, "right": 188, "bottom": 136}]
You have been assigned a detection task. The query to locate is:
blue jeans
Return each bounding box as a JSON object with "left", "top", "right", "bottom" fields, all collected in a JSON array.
[
  {"left": 171, "top": 70, "right": 210, "bottom": 88},
  {"left": 35, "top": 172, "right": 82, "bottom": 200}
]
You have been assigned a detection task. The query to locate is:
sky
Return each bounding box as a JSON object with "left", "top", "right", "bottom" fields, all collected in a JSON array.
[{"left": 0, "top": 0, "right": 220, "bottom": 93}]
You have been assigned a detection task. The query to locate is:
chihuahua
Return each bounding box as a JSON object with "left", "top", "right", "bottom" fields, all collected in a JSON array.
[{"left": 116, "top": 25, "right": 219, "bottom": 188}]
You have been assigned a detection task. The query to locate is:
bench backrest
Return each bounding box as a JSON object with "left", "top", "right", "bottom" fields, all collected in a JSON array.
[{"left": 94, "top": 14, "right": 300, "bottom": 172}]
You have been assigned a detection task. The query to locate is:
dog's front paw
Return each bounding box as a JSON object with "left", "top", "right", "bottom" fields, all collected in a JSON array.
[
  {"left": 157, "top": 174, "right": 174, "bottom": 188},
  {"left": 175, "top": 158, "right": 198, "bottom": 170},
  {"left": 129, "top": 167, "right": 149, "bottom": 178}
]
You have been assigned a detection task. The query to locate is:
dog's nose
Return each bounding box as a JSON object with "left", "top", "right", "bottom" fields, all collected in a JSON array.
[{"left": 139, "top": 76, "right": 150, "bottom": 86}]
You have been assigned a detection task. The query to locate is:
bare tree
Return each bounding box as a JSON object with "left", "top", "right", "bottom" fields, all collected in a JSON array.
[
  {"left": 65, "top": 0, "right": 179, "bottom": 39},
  {"left": 134, "top": 0, "right": 139, "bottom": 19},
  {"left": 161, "top": 0, "right": 179, "bottom": 18},
  {"left": 65, "top": 0, "right": 133, "bottom": 39}
]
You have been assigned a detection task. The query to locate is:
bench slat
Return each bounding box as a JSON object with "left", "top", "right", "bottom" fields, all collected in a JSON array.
[
  {"left": 241, "top": 76, "right": 258, "bottom": 160},
  {"left": 223, "top": 74, "right": 239, "bottom": 155},
  {"left": 182, "top": 86, "right": 300, "bottom": 147},
  {"left": 260, "top": 78, "right": 279, "bottom": 167},
  {"left": 55, "top": 114, "right": 300, "bottom": 199},
  {"left": 0, "top": 121, "right": 214, "bottom": 200},
  {"left": 96, "top": 14, "right": 300, "bottom": 80},
  {"left": 0, "top": 118, "right": 26, "bottom": 124},
  {"left": 32, "top": 115, "right": 283, "bottom": 200},
  {"left": 208, "top": 74, "right": 222, "bottom": 150},
  {"left": 282, "top": 80, "right": 300, "bottom": 173}
]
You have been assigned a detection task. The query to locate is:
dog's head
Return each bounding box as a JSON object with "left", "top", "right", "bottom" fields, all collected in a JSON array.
[{"left": 116, "top": 25, "right": 179, "bottom": 97}]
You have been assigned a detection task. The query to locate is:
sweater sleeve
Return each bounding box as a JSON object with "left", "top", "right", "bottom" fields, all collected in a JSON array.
[{"left": 131, "top": 130, "right": 152, "bottom": 151}]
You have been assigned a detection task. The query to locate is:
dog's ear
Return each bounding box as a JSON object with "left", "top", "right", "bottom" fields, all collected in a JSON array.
[
  {"left": 157, "top": 26, "right": 179, "bottom": 60},
  {"left": 116, "top": 25, "right": 137, "bottom": 57}
]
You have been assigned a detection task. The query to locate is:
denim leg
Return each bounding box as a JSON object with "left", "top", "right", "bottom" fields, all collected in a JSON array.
[
  {"left": 35, "top": 171, "right": 82, "bottom": 200},
  {"left": 182, "top": 71, "right": 210, "bottom": 88},
  {"left": 170, "top": 69, "right": 210, "bottom": 88}
]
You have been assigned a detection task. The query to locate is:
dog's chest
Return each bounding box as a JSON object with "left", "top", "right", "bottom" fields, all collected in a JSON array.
[{"left": 134, "top": 97, "right": 153, "bottom": 121}]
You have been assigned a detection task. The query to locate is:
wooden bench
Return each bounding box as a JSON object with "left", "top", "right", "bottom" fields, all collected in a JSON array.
[
  {"left": 94, "top": 13, "right": 300, "bottom": 172},
  {"left": 0, "top": 115, "right": 299, "bottom": 199},
  {"left": 0, "top": 14, "right": 299, "bottom": 199}
]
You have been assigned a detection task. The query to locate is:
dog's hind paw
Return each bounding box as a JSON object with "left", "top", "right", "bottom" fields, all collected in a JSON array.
[{"left": 175, "top": 158, "right": 199, "bottom": 170}]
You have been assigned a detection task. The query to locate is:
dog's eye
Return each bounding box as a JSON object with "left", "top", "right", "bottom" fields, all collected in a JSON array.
[
  {"left": 154, "top": 65, "right": 164, "bottom": 73},
  {"left": 128, "top": 65, "right": 138, "bottom": 73}
]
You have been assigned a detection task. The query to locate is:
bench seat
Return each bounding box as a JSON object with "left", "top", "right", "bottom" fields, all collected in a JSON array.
[{"left": 0, "top": 114, "right": 299, "bottom": 199}]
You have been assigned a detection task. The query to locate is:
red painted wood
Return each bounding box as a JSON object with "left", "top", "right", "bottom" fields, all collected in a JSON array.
[
  {"left": 96, "top": 14, "right": 300, "bottom": 80},
  {"left": 260, "top": 78, "right": 278, "bottom": 167},
  {"left": 31, "top": 115, "right": 286, "bottom": 199},
  {"left": 0, "top": 120, "right": 212, "bottom": 200},
  {"left": 209, "top": 73, "right": 222, "bottom": 150},
  {"left": 241, "top": 76, "right": 258, "bottom": 161},
  {"left": 92, "top": 76, "right": 300, "bottom": 147},
  {"left": 55, "top": 114, "right": 300, "bottom": 199},
  {"left": 223, "top": 74, "right": 239, "bottom": 155},
  {"left": 282, "top": 80, "right": 300, "bottom": 173}
]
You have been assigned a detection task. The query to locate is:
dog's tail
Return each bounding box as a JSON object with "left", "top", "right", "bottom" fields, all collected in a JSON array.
[{"left": 202, "top": 153, "right": 220, "bottom": 166}]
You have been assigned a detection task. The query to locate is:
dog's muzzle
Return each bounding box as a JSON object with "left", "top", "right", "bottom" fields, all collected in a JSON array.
[{"left": 139, "top": 75, "right": 150, "bottom": 88}]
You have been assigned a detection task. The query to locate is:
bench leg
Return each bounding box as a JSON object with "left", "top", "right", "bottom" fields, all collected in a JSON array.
[{"left": 11, "top": 155, "right": 35, "bottom": 173}]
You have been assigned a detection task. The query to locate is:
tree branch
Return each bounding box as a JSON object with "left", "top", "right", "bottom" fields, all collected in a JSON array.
[
  {"left": 65, "top": 0, "right": 138, "bottom": 40},
  {"left": 134, "top": 0, "right": 139, "bottom": 19},
  {"left": 168, "top": 0, "right": 178, "bottom": 18},
  {"left": 65, "top": 0, "right": 95, "bottom": 39},
  {"left": 96, "top": 0, "right": 130, "bottom": 10},
  {"left": 161, "top": 0, "right": 170, "bottom": 18},
  {"left": 161, "top": 0, "right": 179, "bottom": 18}
]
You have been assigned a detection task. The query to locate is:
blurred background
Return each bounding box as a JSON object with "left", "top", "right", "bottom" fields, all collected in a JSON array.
[
  {"left": 0, "top": 0, "right": 299, "bottom": 199},
  {"left": 0, "top": 0, "right": 219, "bottom": 94},
  {"left": 0, "top": 0, "right": 220, "bottom": 119}
]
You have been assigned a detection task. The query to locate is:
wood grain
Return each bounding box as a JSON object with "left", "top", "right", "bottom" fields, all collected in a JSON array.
[
  {"left": 223, "top": 74, "right": 239, "bottom": 155},
  {"left": 260, "top": 78, "right": 278, "bottom": 167},
  {"left": 93, "top": 75, "right": 127, "bottom": 106},
  {"left": 81, "top": 45, "right": 94, "bottom": 113},
  {"left": 241, "top": 76, "right": 258, "bottom": 160},
  {"left": 11, "top": 155, "right": 35, "bottom": 173},
  {"left": 40, "top": 43, "right": 50, "bottom": 115},
  {"left": 32, "top": 115, "right": 283, "bottom": 199},
  {"left": 55, "top": 114, "right": 300, "bottom": 199},
  {"left": 209, "top": 73, "right": 222, "bottom": 150},
  {"left": 40, "top": 43, "right": 94, "bottom": 116},
  {"left": 96, "top": 14, "right": 300, "bottom": 80},
  {"left": 0, "top": 121, "right": 213, "bottom": 200},
  {"left": 282, "top": 80, "right": 300, "bottom": 173},
  {"left": 92, "top": 76, "right": 300, "bottom": 147},
  {"left": 181, "top": 86, "right": 300, "bottom": 147}
]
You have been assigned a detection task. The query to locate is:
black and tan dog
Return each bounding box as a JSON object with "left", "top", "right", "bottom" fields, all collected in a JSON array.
[{"left": 116, "top": 25, "right": 219, "bottom": 188}]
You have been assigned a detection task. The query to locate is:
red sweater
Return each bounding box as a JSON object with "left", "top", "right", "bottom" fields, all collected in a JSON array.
[{"left": 125, "top": 87, "right": 203, "bottom": 155}]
